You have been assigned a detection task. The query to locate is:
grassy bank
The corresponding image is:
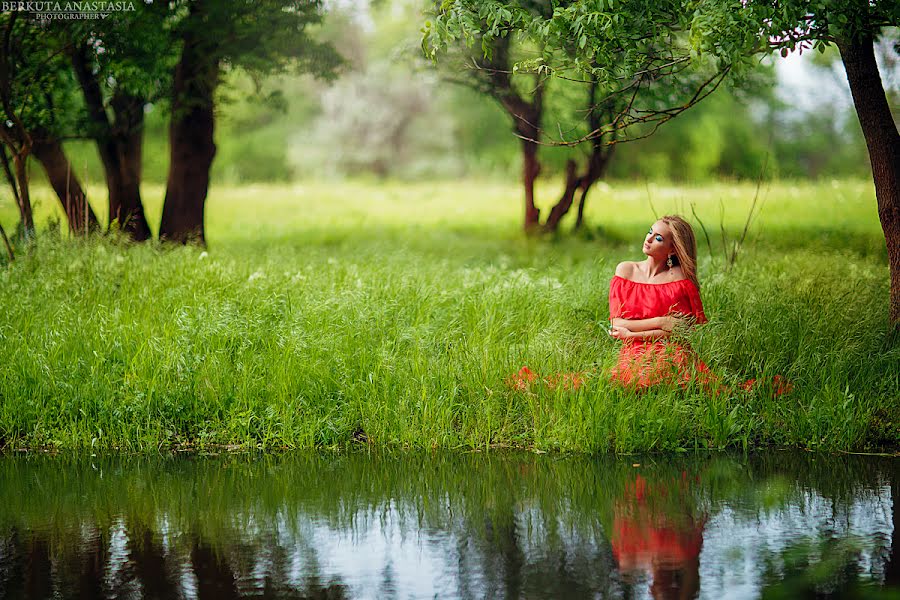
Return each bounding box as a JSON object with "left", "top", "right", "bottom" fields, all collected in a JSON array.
[{"left": 0, "top": 180, "right": 897, "bottom": 452}]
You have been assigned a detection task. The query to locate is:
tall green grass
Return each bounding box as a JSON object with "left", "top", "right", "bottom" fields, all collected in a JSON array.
[{"left": 0, "top": 180, "right": 896, "bottom": 451}]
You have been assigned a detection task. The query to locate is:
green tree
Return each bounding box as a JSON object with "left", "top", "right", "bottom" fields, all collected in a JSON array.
[
  {"left": 159, "top": 0, "right": 343, "bottom": 245},
  {"left": 423, "top": 0, "right": 733, "bottom": 233},
  {"left": 691, "top": 0, "right": 900, "bottom": 326},
  {"left": 2, "top": 9, "right": 168, "bottom": 241},
  {"left": 0, "top": 14, "right": 49, "bottom": 239}
]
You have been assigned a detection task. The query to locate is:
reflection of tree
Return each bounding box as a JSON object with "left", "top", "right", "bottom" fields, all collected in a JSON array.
[
  {"left": 125, "top": 518, "right": 177, "bottom": 600},
  {"left": 886, "top": 459, "right": 899, "bottom": 587},
  {"left": 483, "top": 509, "right": 525, "bottom": 599},
  {"left": 25, "top": 535, "right": 52, "bottom": 600},
  {"left": 191, "top": 538, "right": 241, "bottom": 600},
  {"left": 757, "top": 535, "right": 890, "bottom": 598},
  {"left": 73, "top": 524, "right": 106, "bottom": 600}
]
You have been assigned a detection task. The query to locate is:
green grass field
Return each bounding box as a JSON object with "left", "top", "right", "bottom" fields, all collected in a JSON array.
[{"left": 0, "top": 179, "right": 897, "bottom": 452}]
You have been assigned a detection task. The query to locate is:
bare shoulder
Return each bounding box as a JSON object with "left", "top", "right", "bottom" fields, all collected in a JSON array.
[{"left": 614, "top": 261, "right": 636, "bottom": 278}]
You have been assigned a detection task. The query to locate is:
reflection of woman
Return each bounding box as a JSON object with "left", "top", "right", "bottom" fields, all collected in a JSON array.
[
  {"left": 510, "top": 215, "right": 791, "bottom": 394},
  {"left": 611, "top": 473, "right": 706, "bottom": 600}
]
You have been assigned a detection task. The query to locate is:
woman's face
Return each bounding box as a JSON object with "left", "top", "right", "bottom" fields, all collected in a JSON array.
[{"left": 642, "top": 220, "right": 674, "bottom": 259}]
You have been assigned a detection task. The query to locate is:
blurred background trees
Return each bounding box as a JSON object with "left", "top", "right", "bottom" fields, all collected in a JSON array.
[
  {"left": 2, "top": 0, "right": 897, "bottom": 241},
  {"left": 12, "top": 0, "right": 891, "bottom": 190}
]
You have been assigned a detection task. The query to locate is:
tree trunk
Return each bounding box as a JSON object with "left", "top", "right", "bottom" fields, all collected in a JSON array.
[
  {"left": 544, "top": 144, "right": 614, "bottom": 233},
  {"left": 103, "top": 141, "right": 152, "bottom": 241},
  {"left": 543, "top": 160, "right": 580, "bottom": 233},
  {"left": 0, "top": 158, "right": 16, "bottom": 256},
  {"left": 506, "top": 102, "right": 542, "bottom": 233},
  {"left": 71, "top": 45, "right": 151, "bottom": 242},
  {"left": 0, "top": 14, "right": 32, "bottom": 239},
  {"left": 12, "top": 152, "right": 33, "bottom": 237},
  {"left": 574, "top": 145, "right": 614, "bottom": 231},
  {"left": 0, "top": 219, "right": 13, "bottom": 261},
  {"left": 110, "top": 92, "right": 151, "bottom": 241},
  {"left": 838, "top": 32, "right": 900, "bottom": 329},
  {"left": 573, "top": 181, "right": 591, "bottom": 231},
  {"left": 520, "top": 136, "right": 541, "bottom": 232},
  {"left": 540, "top": 75, "right": 617, "bottom": 234},
  {"left": 479, "top": 35, "right": 543, "bottom": 234},
  {"left": 31, "top": 130, "right": 99, "bottom": 235},
  {"left": 0, "top": 144, "right": 27, "bottom": 249},
  {"left": 159, "top": 22, "right": 218, "bottom": 246}
]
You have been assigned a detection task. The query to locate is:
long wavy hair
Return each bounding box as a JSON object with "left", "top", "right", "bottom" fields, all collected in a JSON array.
[{"left": 660, "top": 215, "right": 700, "bottom": 288}]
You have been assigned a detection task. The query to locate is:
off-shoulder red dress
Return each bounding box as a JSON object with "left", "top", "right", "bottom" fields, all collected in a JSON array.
[
  {"left": 508, "top": 275, "right": 792, "bottom": 394},
  {"left": 607, "top": 275, "right": 713, "bottom": 388}
]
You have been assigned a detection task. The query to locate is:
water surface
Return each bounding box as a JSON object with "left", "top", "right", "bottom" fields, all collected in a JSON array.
[{"left": 0, "top": 451, "right": 896, "bottom": 599}]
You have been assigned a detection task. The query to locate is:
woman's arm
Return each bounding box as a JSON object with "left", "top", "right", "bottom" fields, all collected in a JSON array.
[
  {"left": 612, "top": 316, "right": 685, "bottom": 332},
  {"left": 610, "top": 326, "right": 669, "bottom": 341}
]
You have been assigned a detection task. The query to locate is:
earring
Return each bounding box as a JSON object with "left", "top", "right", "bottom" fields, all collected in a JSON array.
[{"left": 666, "top": 255, "right": 673, "bottom": 269}]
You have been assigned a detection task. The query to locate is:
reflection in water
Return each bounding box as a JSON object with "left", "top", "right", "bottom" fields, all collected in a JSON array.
[
  {"left": 611, "top": 474, "right": 705, "bottom": 600},
  {"left": 0, "top": 452, "right": 895, "bottom": 599}
]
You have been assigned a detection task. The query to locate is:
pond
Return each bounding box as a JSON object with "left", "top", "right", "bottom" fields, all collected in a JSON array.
[{"left": 0, "top": 451, "right": 896, "bottom": 599}]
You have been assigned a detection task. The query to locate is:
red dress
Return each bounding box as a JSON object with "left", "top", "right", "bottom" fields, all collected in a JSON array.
[
  {"left": 607, "top": 275, "right": 713, "bottom": 389},
  {"left": 508, "top": 275, "right": 793, "bottom": 394}
]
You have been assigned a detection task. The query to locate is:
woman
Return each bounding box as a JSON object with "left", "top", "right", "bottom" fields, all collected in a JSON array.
[
  {"left": 606, "top": 214, "right": 713, "bottom": 389},
  {"left": 509, "top": 215, "right": 791, "bottom": 394}
]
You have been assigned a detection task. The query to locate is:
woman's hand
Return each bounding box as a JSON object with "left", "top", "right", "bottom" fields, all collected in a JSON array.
[{"left": 609, "top": 325, "right": 632, "bottom": 340}]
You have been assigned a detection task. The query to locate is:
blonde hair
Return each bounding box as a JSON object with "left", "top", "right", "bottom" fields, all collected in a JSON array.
[{"left": 659, "top": 214, "right": 700, "bottom": 288}]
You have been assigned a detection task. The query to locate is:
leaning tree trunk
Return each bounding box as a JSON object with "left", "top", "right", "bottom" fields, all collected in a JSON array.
[
  {"left": 574, "top": 144, "right": 614, "bottom": 231},
  {"left": 0, "top": 220, "right": 13, "bottom": 261},
  {"left": 0, "top": 141, "right": 33, "bottom": 237},
  {"left": 159, "top": 27, "right": 218, "bottom": 246},
  {"left": 543, "top": 160, "right": 581, "bottom": 232},
  {"left": 543, "top": 77, "right": 616, "bottom": 233},
  {"left": 839, "top": 32, "right": 900, "bottom": 329},
  {"left": 31, "top": 130, "right": 99, "bottom": 235},
  {"left": 543, "top": 144, "right": 614, "bottom": 233},
  {"left": 11, "top": 151, "right": 32, "bottom": 237},
  {"left": 0, "top": 143, "right": 30, "bottom": 241}
]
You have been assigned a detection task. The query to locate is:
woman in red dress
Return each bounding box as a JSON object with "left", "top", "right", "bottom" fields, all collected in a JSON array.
[
  {"left": 606, "top": 214, "right": 713, "bottom": 389},
  {"left": 510, "top": 215, "right": 791, "bottom": 394}
]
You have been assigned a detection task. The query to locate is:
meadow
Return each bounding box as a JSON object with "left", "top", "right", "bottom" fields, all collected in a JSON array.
[{"left": 0, "top": 179, "right": 896, "bottom": 452}]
